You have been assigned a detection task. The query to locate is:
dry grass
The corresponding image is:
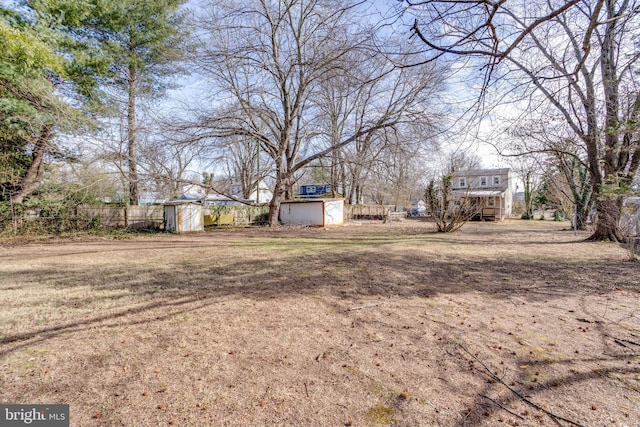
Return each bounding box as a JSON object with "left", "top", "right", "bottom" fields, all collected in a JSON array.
[{"left": 0, "top": 219, "right": 639, "bottom": 426}]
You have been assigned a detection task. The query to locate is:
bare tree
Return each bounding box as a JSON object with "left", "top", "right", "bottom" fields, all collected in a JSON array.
[
  {"left": 496, "top": 111, "right": 594, "bottom": 226},
  {"left": 358, "top": 128, "right": 430, "bottom": 207},
  {"left": 511, "top": 155, "right": 545, "bottom": 220},
  {"left": 540, "top": 155, "right": 593, "bottom": 228},
  {"left": 406, "top": 0, "right": 640, "bottom": 241},
  {"left": 447, "top": 151, "right": 484, "bottom": 174},
  {"left": 550, "top": 148, "right": 593, "bottom": 229},
  {"left": 138, "top": 132, "right": 206, "bottom": 201},
  {"left": 425, "top": 174, "right": 481, "bottom": 232},
  {"left": 217, "top": 134, "right": 273, "bottom": 201},
  {"left": 193, "top": 0, "right": 440, "bottom": 225}
]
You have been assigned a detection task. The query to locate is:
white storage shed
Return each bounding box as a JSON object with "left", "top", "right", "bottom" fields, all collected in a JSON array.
[
  {"left": 164, "top": 201, "right": 203, "bottom": 233},
  {"left": 279, "top": 198, "right": 344, "bottom": 226}
]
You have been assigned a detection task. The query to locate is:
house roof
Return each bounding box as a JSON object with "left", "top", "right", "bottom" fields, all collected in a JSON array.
[
  {"left": 458, "top": 190, "right": 506, "bottom": 197},
  {"left": 163, "top": 200, "right": 203, "bottom": 206},
  {"left": 453, "top": 168, "right": 511, "bottom": 177}
]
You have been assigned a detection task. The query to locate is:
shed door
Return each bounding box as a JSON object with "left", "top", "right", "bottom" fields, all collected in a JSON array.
[
  {"left": 282, "top": 202, "right": 323, "bottom": 225},
  {"left": 180, "top": 204, "right": 201, "bottom": 232},
  {"left": 164, "top": 206, "right": 176, "bottom": 231}
]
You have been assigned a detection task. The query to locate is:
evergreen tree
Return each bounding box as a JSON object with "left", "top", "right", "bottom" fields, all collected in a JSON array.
[
  {"left": 0, "top": 6, "right": 74, "bottom": 202},
  {"left": 34, "top": 0, "right": 189, "bottom": 205}
]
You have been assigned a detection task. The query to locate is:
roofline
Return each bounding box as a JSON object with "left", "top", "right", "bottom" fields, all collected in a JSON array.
[
  {"left": 453, "top": 168, "right": 511, "bottom": 175},
  {"left": 281, "top": 198, "right": 345, "bottom": 203}
]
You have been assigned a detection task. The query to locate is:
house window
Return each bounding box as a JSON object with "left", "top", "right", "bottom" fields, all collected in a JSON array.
[
  {"left": 488, "top": 197, "right": 495, "bottom": 206},
  {"left": 492, "top": 176, "right": 501, "bottom": 185},
  {"left": 479, "top": 176, "right": 488, "bottom": 187},
  {"left": 458, "top": 177, "right": 467, "bottom": 188}
]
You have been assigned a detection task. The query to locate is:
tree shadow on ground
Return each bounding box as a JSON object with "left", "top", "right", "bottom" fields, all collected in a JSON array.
[
  {"left": 0, "top": 224, "right": 638, "bottom": 426},
  {"left": 1, "top": 235, "right": 637, "bottom": 353}
]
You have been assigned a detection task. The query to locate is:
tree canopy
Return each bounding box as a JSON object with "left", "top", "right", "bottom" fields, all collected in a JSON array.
[
  {"left": 0, "top": 5, "right": 74, "bottom": 201},
  {"left": 407, "top": 0, "right": 640, "bottom": 241}
]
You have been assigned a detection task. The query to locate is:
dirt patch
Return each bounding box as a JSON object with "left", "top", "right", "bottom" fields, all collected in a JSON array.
[{"left": 0, "top": 220, "right": 639, "bottom": 426}]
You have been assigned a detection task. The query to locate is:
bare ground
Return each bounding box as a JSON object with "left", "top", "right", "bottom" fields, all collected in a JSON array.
[{"left": 0, "top": 219, "right": 639, "bottom": 426}]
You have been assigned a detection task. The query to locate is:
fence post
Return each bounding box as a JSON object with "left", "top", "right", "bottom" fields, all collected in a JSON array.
[{"left": 12, "top": 202, "right": 17, "bottom": 233}]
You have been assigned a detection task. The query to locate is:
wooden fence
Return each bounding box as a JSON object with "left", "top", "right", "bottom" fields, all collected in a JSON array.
[
  {"left": 76, "top": 205, "right": 164, "bottom": 229},
  {"left": 1, "top": 202, "right": 398, "bottom": 234},
  {"left": 0, "top": 203, "right": 273, "bottom": 234},
  {"left": 344, "top": 205, "right": 395, "bottom": 220},
  {"left": 203, "top": 205, "right": 269, "bottom": 226}
]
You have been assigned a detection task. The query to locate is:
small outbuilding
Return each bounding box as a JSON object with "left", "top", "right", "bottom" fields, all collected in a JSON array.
[
  {"left": 279, "top": 198, "right": 344, "bottom": 226},
  {"left": 164, "top": 201, "right": 203, "bottom": 233}
]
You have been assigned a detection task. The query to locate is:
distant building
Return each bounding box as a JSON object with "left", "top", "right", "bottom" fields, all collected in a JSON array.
[
  {"left": 229, "top": 180, "right": 273, "bottom": 204},
  {"left": 179, "top": 193, "right": 251, "bottom": 207},
  {"left": 408, "top": 199, "right": 427, "bottom": 216},
  {"left": 298, "top": 183, "right": 333, "bottom": 199},
  {"left": 178, "top": 179, "right": 273, "bottom": 206},
  {"left": 139, "top": 192, "right": 167, "bottom": 206},
  {"left": 451, "top": 168, "right": 513, "bottom": 221}
]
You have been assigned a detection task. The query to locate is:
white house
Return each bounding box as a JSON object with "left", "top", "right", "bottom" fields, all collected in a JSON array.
[
  {"left": 176, "top": 178, "right": 273, "bottom": 207},
  {"left": 229, "top": 180, "right": 273, "bottom": 204},
  {"left": 451, "top": 168, "right": 513, "bottom": 221}
]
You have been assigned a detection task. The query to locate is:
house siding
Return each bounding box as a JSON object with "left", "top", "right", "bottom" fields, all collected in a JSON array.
[{"left": 451, "top": 168, "right": 513, "bottom": 220}]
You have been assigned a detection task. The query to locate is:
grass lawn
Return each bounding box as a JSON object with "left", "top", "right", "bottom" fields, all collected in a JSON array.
[{"left": 0, "top": 219, "right": 639, "bottom": 426}]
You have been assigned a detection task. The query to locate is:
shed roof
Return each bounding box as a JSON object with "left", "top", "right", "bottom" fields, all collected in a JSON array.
[{"left": 281, "top": 198, "right": 345, "bottom": 204}]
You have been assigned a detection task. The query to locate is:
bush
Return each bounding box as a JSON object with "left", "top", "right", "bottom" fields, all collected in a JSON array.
[
  {"left": 554, "top": 210, "right": 567, "bottom": 221},
  {"left": 0, "top": 200, "right": 102, "bottom": 235}
]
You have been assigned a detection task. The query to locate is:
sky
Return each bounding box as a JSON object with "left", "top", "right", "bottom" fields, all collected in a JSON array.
[
  {"left": 1, "top": 0, "right": 509, "bottom": 183},
  {"left": 163, "top": 0, "right": 507, "bottom": 172}
]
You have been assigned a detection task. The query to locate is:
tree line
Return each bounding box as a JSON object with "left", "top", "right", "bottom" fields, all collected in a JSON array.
[{"left": 0, "top": 0, "right": 638, "bottom": 239}]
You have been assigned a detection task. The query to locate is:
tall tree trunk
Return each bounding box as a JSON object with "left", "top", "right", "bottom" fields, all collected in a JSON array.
[
  {"left": 349, "top": 165, "right": 362, "bottom": 205},
  {"left": 10, "top": 126, "right": 51, "bottom": 203},
  {"left": 127, "top": 63, "right": 139, "bottom": 206},
  {"left": 586, "top": 143, "right": 626, "bottom": 241},
  {"left": 268, "top": 154, "right": 286, "bottom": 226},
  {"left": 587, "top": 0, "right": 625, "bottom": 241},
  {"left": 267, "top": 190, "right": 281, "bottom": 227},
  {"left": 356, "top": 184, "right": 362, "bottom": 205},
  {"left": 340, "top": 159, "right": 347, "bottom": 202},
  {"left": 574, "top": 181, "right": 592, "bottom": 231},
  {"left": 284, "top": 176, "right": 294, "bottom": 200},
  {"left": 522, "top": 174, "right": 534, "bottom": 219},
  {"left": 575, "top": 197, "right": 590, "bottom": 231},
  {"left": 574, "top": 166, "right": 592, "bottom": 231},
  {"left": 588, "top": 196, "right": 624, "bottom": 241},
  {"left": 331, "top": 148, "right": 339, "bottom": 198}
]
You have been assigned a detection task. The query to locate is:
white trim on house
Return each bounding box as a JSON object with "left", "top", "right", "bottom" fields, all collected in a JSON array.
[{"left": 464, "top": 190, "right": 504, "bottom": 197}]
